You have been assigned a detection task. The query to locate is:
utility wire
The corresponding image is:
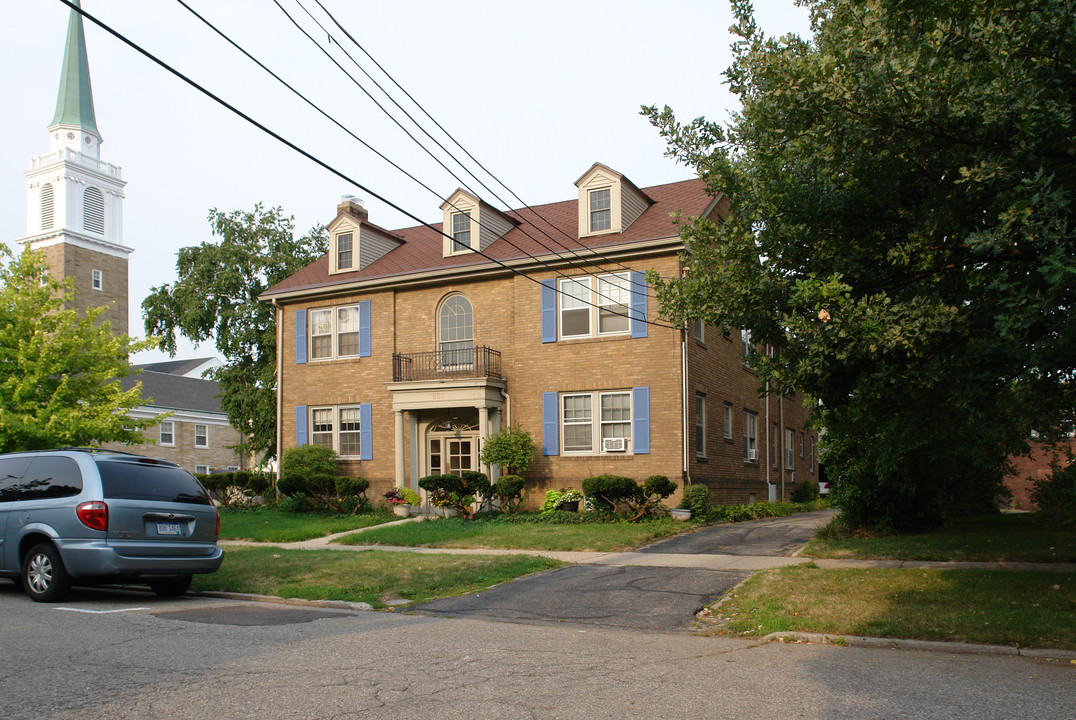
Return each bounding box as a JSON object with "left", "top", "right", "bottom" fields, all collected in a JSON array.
[
  {"left": 276, "top": 0, "right": 658, "bottom": 307},
  {"left": 58, "top": 0, "right": 678, "bottom": 330},
  {"left": 308, "top": 0, "right": 677, "bottom": 292}
]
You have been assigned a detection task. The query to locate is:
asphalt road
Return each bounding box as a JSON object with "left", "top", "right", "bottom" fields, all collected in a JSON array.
[{"left": 1, "top": 584, "right": 1071, "bottom": 720}]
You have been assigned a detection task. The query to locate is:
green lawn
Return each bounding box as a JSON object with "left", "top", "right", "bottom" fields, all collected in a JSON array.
[
  {"left": 705, "top": 564, "right": 1075, "bottom": 650},
  {"left": 804, "top": 513, "right": 1076, "bottom": 563},
  {"left": 219, "top": 507, "right": 398, "bottom": 543},
  {"left": 332, "top": 516, "right": 690, "bottom": 552},
  {"left": 192, "top": 546, "right": 563, "bottom": 607}
]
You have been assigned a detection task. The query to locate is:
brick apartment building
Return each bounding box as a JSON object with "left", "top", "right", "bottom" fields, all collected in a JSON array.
[{"left": 261, "top": 163, "right": 817, "bottom": 507}]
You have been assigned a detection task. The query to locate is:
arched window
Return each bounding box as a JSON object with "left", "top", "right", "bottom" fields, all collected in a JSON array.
[
  {"left": 83, "top": 187, "right": 105, "bottom": 234},
  {"left": 41, "top": 183, "right": 54, "bottom": 230},
  {"left": 438, "top": 295, "right": 473, "bottom": 368}
]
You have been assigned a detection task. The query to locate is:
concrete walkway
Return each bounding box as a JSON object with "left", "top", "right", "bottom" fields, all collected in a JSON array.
[{"left": 218, "top": 515, "right": 1076, "bottom": 573}]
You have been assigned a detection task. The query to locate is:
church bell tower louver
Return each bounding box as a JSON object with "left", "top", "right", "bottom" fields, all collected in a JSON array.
[{"left": 19, "top": 0, "right": 132, "bottom": 336}]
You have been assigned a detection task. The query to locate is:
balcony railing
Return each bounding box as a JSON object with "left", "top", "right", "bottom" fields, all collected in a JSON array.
[{"left": 392, "top": 346, "right": 504, "bottom": 382}]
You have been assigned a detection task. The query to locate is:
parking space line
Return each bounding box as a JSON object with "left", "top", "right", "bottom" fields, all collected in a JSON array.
[{"left": 54, "top": 607, "right": 150, "bottom": 614}]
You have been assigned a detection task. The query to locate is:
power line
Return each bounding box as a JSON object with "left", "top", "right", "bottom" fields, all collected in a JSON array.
[
  {"left": 58, "top": 0, "right": 679, "bottom": 330},
  {"left": 292, "top": 0, "right": 667, "bottom": 296},
  {"left": 274, "top": 0, "right": 660, "bottom": 307}
]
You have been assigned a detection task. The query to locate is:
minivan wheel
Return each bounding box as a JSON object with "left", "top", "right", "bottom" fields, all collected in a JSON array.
[
  {"left": 149, "top": 575, "right": 192, "bottom": 598},
  {"left": 23, "top": 543, "right": 71, "bottom": 603}
]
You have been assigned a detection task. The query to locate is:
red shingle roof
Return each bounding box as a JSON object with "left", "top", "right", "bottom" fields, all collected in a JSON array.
[{"left": 262, "top": 177, "right": 711, "bottom": 298}]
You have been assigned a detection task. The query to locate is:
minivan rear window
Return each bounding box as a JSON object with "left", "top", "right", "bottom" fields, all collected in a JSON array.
[{"left": 96, "top": 460, "right": 211, "bottom": 505}]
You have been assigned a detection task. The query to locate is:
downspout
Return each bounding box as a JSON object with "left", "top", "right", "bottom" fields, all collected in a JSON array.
[
  {"left": 765, "top": 380, "right": 771, "bottom": 495},
  {"left": 681, "top": 327, "right": 689, "bottom": 484},
  {"left": 779, "top": 388, "right": 786, "bottom": 501},
  {"left": 500, "top": 388, "right": 511, "bottom": 427},
  {"left": 272, "top": 298, "right": 283, "bottom": 497}
]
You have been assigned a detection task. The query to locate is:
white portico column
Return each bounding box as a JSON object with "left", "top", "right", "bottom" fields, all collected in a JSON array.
[
  {"left": 394, "top": 410, "right": 405, "bottom": 489},
  {"left": 408, "top": 412, "right": 420, "bottom": 491},
  {"left": 478, "top": 405, "right": 490, "bottom": 475}
]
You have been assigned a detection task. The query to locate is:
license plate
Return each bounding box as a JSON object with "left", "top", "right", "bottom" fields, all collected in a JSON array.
[{"left": 156, "top": 521, "right": 182, "bottom": 536}]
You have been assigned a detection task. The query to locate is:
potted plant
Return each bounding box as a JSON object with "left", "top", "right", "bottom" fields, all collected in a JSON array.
[
  {"left": 400, "top": 486, "right": 423, "bottom": 514},
  {"left": 384, "top": 488, "right": 410, "bottom": 517},
  {"left": 558, "top": 488, "right": 583, "bottom": 512}
]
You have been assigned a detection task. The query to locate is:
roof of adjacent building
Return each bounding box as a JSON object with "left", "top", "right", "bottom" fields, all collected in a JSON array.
[
  {"left": 262, "top": 176, "right": 713, "bottom": 299},
  {"left": 136, "top": 357, "right": 219, "bottom": 378},
  {"left": 51, "top": 0, "right": 98, "bottom": 135},
  {"left": 123, "top": 368, "right": 224, "bottom": 415}
]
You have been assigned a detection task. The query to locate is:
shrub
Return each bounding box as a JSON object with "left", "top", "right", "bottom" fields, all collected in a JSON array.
[
  {"left": 582, "top": 474, "right": 639, "bottom": 513},
  {"left": 479, "top": 425, "right": 536, "bottom": 474},
  {"left": 791, "top": 480, "right": 820, "bottom": 503},
  {"left": 276, "top": 474, "right": 306, "bottom": 497},
  {"left": 493, "top": 474, "right": 526, "bottom": 513},
  {"left": 419, "top": 474, "right": 476, "bottom": 517},
  {"left": 1032, "top": 462, "right": 1076, "bottom": 524},
  {"left": 281, "top": 444, "right": 338, "bottom": 480},
  {"left": 248, "top": 474, "right": 272, "bottom": 497},
  {"left": 400, "top": 487, "right": 423, "bottom": 506},
  {"left": 680, "top": 484, "right": 713, "bottom": 519}
]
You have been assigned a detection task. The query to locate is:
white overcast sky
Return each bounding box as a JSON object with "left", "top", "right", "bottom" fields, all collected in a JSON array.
[{"left": 0, "top": 0, "right": 812, "bottom": 363}]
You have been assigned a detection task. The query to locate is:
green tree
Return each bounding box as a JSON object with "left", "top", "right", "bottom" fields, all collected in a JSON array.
[
  {"left": 0, "top": 246, "right": 160, "bottom": 451},
  {"left": 142, "top": 205, "right": 327, "bottom": 461},
  {"left": 479, "top": 424, "right": 536, "bottom": 475},
  {"left": 643, "top": 0, "right": 1075, "bottom": 531}
]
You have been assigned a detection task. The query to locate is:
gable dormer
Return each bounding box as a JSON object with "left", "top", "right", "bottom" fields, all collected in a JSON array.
[
  {"left": 328, "top": 196, "right": 404, "bottom": 275},
  {"left": 440, "top": 189, "right": 517, "bottom": 258},
  {"left": 575, "top": 163, "right": 654, "bottom": 239}
]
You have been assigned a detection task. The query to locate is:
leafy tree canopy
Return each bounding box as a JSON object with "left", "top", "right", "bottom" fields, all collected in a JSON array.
[
  {"left": 0, "top": 246, "right": 160, "bottom": 452},
  {"left": 143, "top": 205, "right": 327, "bottom": 461},
  {"left": 479, "top": 424, "right": 536, "bottom": 475},
  {"left": 644, "top": 0, "right": 1075, "bottom": 530}
]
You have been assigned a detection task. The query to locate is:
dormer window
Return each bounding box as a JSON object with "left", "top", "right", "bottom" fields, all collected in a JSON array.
[
  {"left": 576, "top": 163, "right": 653, "bottom": 239},
  {"left": 451, "top": 212, "right": 472, "bottom": 253},
  {"left": 589, "top": 189, "right": 611, "bottom": 232},
  {"left": 336, "top": 232, "right": 353, "bottom": 270}
]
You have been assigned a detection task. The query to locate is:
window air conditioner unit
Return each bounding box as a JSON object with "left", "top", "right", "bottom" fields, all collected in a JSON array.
[
  {"left": 748, "top": 449, "right": 759, "bottom": 461},
  {"left": 603, "top": 437, "right": 627, "bottom": 452}
]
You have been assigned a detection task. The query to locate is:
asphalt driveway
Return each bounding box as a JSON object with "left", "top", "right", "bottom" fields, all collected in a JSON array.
[{"left": 409, "top": 510, "right": 834, "bottom": 631}]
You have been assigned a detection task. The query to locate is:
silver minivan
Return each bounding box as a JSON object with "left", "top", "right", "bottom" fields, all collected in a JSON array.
[{"left": 0, "top": 449, "right": 223, "bottom": 602}]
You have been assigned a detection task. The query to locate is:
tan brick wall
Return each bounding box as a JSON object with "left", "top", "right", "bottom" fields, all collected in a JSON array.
[
  {"left": 684, "top": 326, "right": 818, "bottom": 504},
  {"left": 277, "top": 252, "right": 816, "bottom": 508},
  {"left": 101, "top": 419, "right": 247, "bottom": 474},
  {"left": 39, "top": 242, "right": 128, "bottom": 335}
]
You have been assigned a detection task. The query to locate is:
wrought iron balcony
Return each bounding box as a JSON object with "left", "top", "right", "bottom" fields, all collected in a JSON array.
[{"left": 392, "top": 345, "right": 504, "bottom": 382}]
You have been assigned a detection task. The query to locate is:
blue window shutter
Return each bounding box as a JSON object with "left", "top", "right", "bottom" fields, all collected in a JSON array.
[
  {"left": 358, "top": 300, "right": 372, "bottom": 358},
  {"left": 632, "top": 387, "right": 650, "bottom": 454},
  {"left": 630, "top": 271, "right": 648, "bottom": 338},
  {"left": 296, "top": 405, "right": 308, "bottom": 446},
  {"left": 542, "top": 392, "right": 559, "bottom": 455},
  {"left": 540, "top": 279, "right": 557, "bottom": 343},
  {"left": 295, "top": 310, "right": 307, "bottom": 364},
  {"left": 359, "top": 403, "right": 373, "bottom": 460}
]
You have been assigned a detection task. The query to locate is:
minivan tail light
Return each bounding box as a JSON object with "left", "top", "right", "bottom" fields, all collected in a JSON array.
[{"left": 76, "top": 501, "right": 109, "bottom": 532}]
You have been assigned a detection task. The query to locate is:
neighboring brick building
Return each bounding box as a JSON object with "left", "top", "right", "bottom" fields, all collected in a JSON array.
[
  {"left": 101, "top": 359, "right": 249, "bottom": 474},
  {"left": 261, "top": 163, "right": 818, "bottom": 507}
]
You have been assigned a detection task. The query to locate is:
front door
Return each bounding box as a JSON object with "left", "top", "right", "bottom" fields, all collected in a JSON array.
[{"left": 428, "top": 436, "right": 477, "bottom": 476}]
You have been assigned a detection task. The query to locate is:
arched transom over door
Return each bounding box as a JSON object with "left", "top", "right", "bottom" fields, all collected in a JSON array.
[{"left": 438, "top": 294, "right": 473, "bottom": 368}]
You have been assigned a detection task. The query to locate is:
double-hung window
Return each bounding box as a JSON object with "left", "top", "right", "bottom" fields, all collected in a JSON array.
[
  {"left": 160, "top": 421, "right": 175, "bottom": 446},
  {"left": 338, "top": 407, "right": 362, "bottom": 457},
  {"left": 562, "top": 391, "right": 631, "bottom": 454},
  {"left": 589, "top": 188, "right": 611, "bottom": 232},
  {"left": 310, "top": 309, "right": 333, "bottom": 360},
  {"left": 194, "top": 424, "right": 208, "bottom": 448},
  {"left": 337, "top": 306, "right": 362, "bottom": 357},
  {"left": 451, "top": 212, "right": 471, "bottom": 252},
  {"left": 91, "top": 269, "right": 103, "bottom": 291},
  {"left": 723, "top": 403, "right": 733, "bottom": 439},
  {"left": 336, "top": 232, "right": 353, "bottom": 270},
  {"left": 743, "top": 411, "right": 758, "bottom": 462},
  {"left": 311, "top": 408, "right": 334, "bottom": 447},
  {"left": 309, "top": 305, "right": 364, "bottom": 360},
  {"left": 559, "top": 273, "right": 631, "bottom": 339},
  {"left": 695, "top": 393, "right": 706, "bottom": 457},
  {"left": 785, "top": 428, "right": 795, "bottom": 470}
]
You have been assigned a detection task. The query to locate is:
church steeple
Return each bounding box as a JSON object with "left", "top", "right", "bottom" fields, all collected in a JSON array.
[
  {"left": 51, "top": 0, "right": 98, "bottom": 136},
  {"left": 19, "top": 0, "right": 131, "bottom": 336}
]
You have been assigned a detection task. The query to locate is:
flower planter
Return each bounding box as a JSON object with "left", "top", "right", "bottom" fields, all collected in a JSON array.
[
  {"left": 392, "top": 504, "right": 410, "bottom": 518},
  {"left": 440, "top": 507, "right": 458, "bottom": 518},
  {"left": 670, "top": 508, "right": 692, "bottom": 521},
  {"left": 558, "top": 500, "right": 580, "bottom": 512}
]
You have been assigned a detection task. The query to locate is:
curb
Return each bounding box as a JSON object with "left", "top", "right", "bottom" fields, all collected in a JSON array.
[
  {"left": 762, "top": 631, "right": 1076, "bottom": 662},
  {"left": 194, "top": 590, "right": 376, "bottom": 612}
]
